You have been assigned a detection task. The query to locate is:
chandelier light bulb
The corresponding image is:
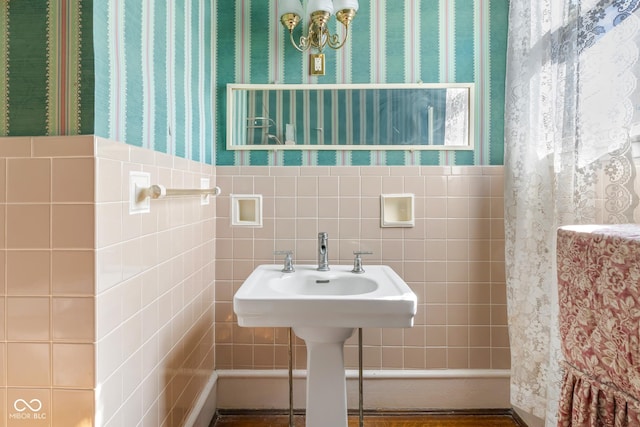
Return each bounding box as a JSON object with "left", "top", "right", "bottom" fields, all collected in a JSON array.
[
  {"left": 333, "top": 0, "right": 359, "bottom": 12},
  {"left": 278, "top": 0, "right": 303, "bottom": 16},
  {"left": 307, "top": 0, "right": 334, "bottom": 14}
]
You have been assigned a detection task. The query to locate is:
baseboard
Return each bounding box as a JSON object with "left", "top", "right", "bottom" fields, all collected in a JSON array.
[
  {"left": 184, "top": 371, "right": 219, "bottom": 427},
  {"left": 215, "top": 369, "right": 510, "bottom": 411},
  {"left": 214, "top": 408, "right": 528, "bottom": 425},
  {"left": 512, "top": 405, "right": 543, "bottom": 427}
]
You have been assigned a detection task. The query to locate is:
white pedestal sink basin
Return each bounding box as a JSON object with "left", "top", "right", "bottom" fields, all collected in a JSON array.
[{"left": 233, "top": 264, "right": 417, "bottom": 427}]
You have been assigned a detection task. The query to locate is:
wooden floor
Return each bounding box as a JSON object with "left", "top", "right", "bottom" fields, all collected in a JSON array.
[{"left": 210, "top": 411, "right": 526, "bottom": 427}]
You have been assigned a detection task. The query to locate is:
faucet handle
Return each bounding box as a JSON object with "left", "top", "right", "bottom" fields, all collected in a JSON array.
[
  {"left": 274, "top": 250, "right": 295, "bottom": 273},
  {"left": 352, "top": 251, "right": 373, "bottom": 274}
]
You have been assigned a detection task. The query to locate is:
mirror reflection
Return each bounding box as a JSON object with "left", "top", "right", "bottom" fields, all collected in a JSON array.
[{"left": 227, "top": 83, "right": 474, "bottom": 151}]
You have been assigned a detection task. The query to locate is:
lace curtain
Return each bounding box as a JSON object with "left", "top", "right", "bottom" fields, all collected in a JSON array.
[{"left": 504, "top": 0, "right": 640, "bottom": 425}]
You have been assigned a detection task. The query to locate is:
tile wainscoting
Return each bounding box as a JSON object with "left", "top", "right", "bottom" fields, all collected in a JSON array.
[
  {"left": 214, "top": 166, "right": 508, "bottom": 371},
  {"left": 0, "top": 136, "right": 216, "bottom": 427}
]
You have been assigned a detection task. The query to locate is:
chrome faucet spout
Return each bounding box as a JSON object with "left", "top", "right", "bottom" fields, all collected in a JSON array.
[{"left": 317, "top": 232, "right": 330, "bottom": 271}]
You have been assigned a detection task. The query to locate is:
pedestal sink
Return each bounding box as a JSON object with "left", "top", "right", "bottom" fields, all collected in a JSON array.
[{"left": 233, "top": 264, "right": 417, "bottom": 427}]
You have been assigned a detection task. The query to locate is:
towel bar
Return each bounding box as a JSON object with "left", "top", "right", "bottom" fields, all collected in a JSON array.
[{"left": 137, "top": 184, "right": 221, "bottom": 202}]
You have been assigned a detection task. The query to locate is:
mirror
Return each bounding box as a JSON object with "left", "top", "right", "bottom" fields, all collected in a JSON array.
[{"left": 226, "top": 83, "right": 474, "bottom": 151}]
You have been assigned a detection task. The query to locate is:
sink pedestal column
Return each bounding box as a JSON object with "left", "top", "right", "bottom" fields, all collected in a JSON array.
[{"left": 293, "top": 327, "right": 355, "bottom": 427}]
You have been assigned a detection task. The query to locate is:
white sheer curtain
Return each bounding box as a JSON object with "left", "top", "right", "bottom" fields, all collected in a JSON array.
[{"left": 504, "top": 0, "right": 640, "bottom": 425}]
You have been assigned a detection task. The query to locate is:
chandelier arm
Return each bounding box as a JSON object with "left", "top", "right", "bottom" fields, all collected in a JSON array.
[
  {"left": 288, "top": 29, "right": 308, "bottom": 52},
  {"left": 327, "top": 25, "right": 349, "bottom": 50},
  {"left": 299, "top": 32, "right": 312, "bottom": 51},
  {"left": 305, "top": 21, "right": 324, "bottom": 51},
  {"left": 326, "top": 29, "right": 349, "bottom": 50}
]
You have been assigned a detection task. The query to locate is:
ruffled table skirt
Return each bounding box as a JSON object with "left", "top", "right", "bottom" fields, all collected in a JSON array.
[
  {"left": 559, "top": 363, "right": 640, "bottom": 426},
  {"left": 557, "top": 225, "right": 640, "bottom": 427}
]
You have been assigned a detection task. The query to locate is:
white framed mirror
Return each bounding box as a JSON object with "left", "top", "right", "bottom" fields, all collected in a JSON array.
[{"left": 226, "top": 83, "right": 475, "bottom": 151}]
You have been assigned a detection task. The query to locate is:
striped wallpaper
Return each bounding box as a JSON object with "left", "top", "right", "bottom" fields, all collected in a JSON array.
[
  {"left": 0, "top": 0, "right": 94, "bottom": 136},
  {"left": 93, "top": 0, "right": 214, "bottom": 164},
  {"left": 215, "top": 0, "right": 509, "bottom": 166},
  {"left": 0, "top": 1, "right": 508, "bottom": 167},
  {"left": 0, "top": 0, "right": 214, "bottom": 165}
]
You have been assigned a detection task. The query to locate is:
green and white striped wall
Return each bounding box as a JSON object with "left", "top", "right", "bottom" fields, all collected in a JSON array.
[
  {"left": 94, "top": 0, "right": 214, "bottom": 164},
  {"left": 0, "top": 1, "right": 508, "bottom": 167},
  {"left": 215, "top": 0, "right": 508, "bottom": 166},
  {"left": 0, "top": 0, "right": 94, "bottom": 137},
  {"left": 1, "top": 0, "right": 214, "bottom": 165}
]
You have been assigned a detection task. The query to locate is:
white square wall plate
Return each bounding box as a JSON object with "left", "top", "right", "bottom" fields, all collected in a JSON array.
[
  {"left": 230, "top": 194, "right": 263, "bottom": 227},
  {"left": 380, "top": 193, "right": 415, "bottom": 227}
]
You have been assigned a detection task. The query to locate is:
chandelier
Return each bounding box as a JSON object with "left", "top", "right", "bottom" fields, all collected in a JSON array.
[{"left": 278, "top": 0, "right": 359, "bottom": 74}]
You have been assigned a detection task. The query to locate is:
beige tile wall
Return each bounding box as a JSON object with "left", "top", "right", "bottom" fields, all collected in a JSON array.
[
  {"left": 214, "top": 165, "right": 509, "bottom": 371},
  {"left": 0, "top": 136, "right": 216, "bottom": 427},
  {"left": 0, "top": 136, "right": 96, "bottom": 427},
  {"left": 94, "top": 138, "right": 216, "bottom": 427},
  {"left": 0, "top": 135, "right": 508, "bottom": 424}
]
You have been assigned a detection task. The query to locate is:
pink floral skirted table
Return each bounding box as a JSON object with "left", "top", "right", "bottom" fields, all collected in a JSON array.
[{"left": 557, "top": 224, "right": 640, "bottom": 426}]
